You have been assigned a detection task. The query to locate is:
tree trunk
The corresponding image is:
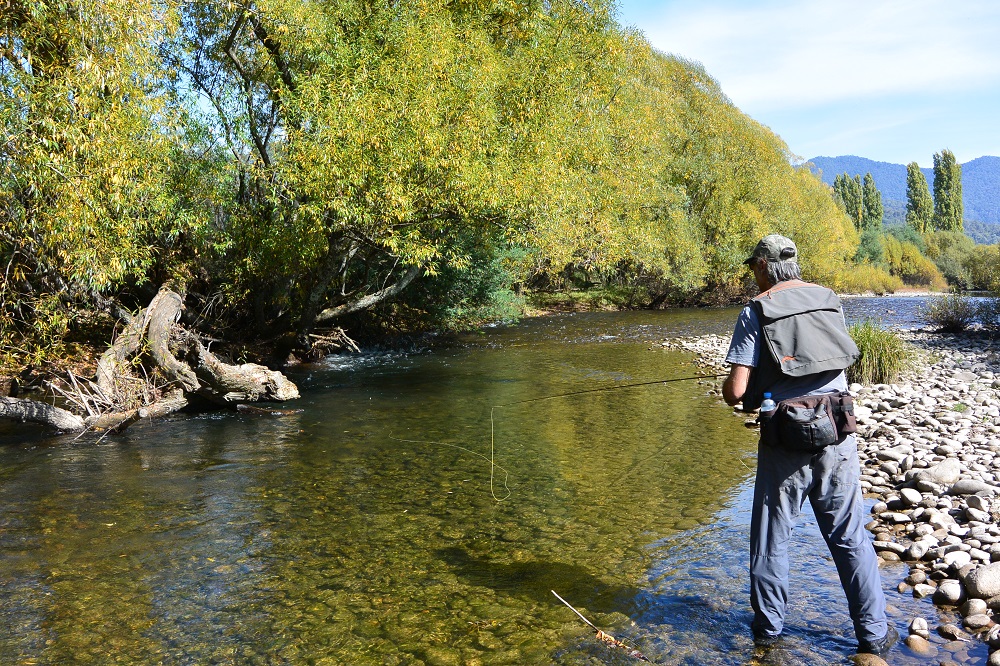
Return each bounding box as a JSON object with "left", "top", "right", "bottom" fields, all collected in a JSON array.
[{"left": 0, "top": 286, "right": 298, "bottom": 434}]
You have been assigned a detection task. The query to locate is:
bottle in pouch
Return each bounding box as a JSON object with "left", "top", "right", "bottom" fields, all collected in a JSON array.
[{"left": 759, "top": 392, "right": 776, "bottom": 421}]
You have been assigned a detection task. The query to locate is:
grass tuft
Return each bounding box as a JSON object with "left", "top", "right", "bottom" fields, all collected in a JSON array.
[{"left": 847, "top": 320, "right": 914, "bottom": 385}]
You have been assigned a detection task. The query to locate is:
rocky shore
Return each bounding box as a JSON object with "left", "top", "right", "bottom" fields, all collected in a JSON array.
[{"left": 660, "top": 329, "right": 1000, "bottom": 664}]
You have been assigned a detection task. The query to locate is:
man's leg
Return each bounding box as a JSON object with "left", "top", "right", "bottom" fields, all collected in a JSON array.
[
  {"left": 810, "top": 436, "right": 888, "bottom": 646},
  {"left": 750, "top": 443, "right": 811, "bottom": 639}
]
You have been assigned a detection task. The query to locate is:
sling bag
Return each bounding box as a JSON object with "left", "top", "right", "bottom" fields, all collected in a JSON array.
[{"left": 759, "top": 391, "right": 857, "bottom": 453}]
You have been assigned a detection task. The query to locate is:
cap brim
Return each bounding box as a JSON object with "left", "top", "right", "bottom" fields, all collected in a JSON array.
[{"left": 742, "top": 256, "right": 756, "bottom": 266}]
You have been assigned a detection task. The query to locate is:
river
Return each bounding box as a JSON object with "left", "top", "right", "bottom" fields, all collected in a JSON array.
[{"left": 0, "top": 297, "right": 986, "bottom": 665}]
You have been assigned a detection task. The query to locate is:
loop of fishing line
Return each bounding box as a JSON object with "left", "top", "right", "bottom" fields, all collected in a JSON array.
[
  {"left": 392, "top": 373, "right": 725, "bottom": 503},
  {"left": 488, "top": 373, "right": 726, "bottom": 502}
]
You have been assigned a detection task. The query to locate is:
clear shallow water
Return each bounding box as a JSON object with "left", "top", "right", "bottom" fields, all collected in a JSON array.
[{"left": 0, "top": 304, "right": 986, "bottom": 665}]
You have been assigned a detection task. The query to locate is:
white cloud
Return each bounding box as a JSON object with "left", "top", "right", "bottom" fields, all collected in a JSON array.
[{"left": 636, "top": 0, "right": 1000, "bottom": 113}]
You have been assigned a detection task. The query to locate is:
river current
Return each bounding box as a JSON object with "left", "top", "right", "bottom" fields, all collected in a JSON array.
[{"left": 0, "top": 297, "right": 986, "bottom": 664}]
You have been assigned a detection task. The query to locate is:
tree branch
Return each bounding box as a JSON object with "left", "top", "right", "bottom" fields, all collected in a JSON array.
[{"left": 314, "top": 264, "right": 423, "bottom": 324}]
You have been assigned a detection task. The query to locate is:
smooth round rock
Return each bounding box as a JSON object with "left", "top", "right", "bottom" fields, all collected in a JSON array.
[
  {"left": 950, "top": 479, "right": 998, "bottom": 495},
  {"left": 965, "top": 562, "right": 1000, "bottom": 599},
  {"left": 963, "top": 613, "right": 992, "bottom": 630},
  {"left": 900, "top": 487, "right": 922, "bottom": 506},
  {"left": 962, "top": 598, "right": 989, "bottom": 616},
  {"left": 904, "top": 634, "right": 936, "bottom": 655},
  {"left": 934, "top": 579, "right": 966, "bottom": 605}
]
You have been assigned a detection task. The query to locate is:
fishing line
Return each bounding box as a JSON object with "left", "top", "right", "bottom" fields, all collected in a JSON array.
[
  {"left": 488, "top": 373, "right": 727, "bottom": 502},
  {"left": 391, "top": 373, "right": 726, "bottom": 502}
]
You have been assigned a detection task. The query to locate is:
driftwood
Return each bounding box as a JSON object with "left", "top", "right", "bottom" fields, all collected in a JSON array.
[{"left": 1, "top": 286, "right": 298, "bottom": 434}]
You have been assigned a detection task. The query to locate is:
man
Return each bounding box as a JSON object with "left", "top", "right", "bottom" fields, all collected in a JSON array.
[{"left": 721, "top": 234, "right": 897, "bottom": 656}]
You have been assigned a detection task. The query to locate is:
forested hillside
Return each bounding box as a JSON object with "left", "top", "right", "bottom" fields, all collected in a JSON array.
[
  {"left": 808, "top": 155, "right": 1000, "bottom": 238},
  {"left": 1, "top": 0, "right": 861, "bottom": 371}
]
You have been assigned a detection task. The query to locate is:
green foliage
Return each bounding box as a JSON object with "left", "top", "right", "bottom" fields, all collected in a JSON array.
[
  {"left": 1, "top": 0, "right": 188, "bottom": 370},
  {"left": 831, "top": 264, "right": 902, "bottom": 295},
  {"left": 834, "top": 173, "right": 863, "bottom": 230},
  {"left": 882, "top": 235, "right": 946, "bottom": 288},
  {"left": 921, "top": 294, "right": 977, "bottom": 332},
  {"left": 0, "top": 0, "right": 874, "bottom": 369},
  {"left": 965, "top": 245, "right": 1000, "bottom": 291},
  {"left": 395, "top": 243, "right": 525, "bottom": 331},
  {"left": 885, "top": 224, "right": 926, "bottom": 253},
  {"left": 933, "top": 149, "right": 964, "bottom": 231},
  {"left": 854, "top": 227, "right": 885, "bottom": 265},
  {"left": 862, "top": 173, "right": 883, "bottom": 230},
  {"left": 905, "top": 162, "right": 934, "bottom": 233},
  {"left": 923, "top": 231, "right": 975, "bottom": 288},
  {"left": 847, "top": 320, "right": 913, "bottom": 385}
]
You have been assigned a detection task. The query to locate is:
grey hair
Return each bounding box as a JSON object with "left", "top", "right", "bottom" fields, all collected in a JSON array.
[{"left": 766, "top": 260, "right": 801, "bottom": 284}]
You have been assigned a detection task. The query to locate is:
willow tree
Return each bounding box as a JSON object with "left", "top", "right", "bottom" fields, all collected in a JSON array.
[
  {"left": 657, "top": 61, "right": 855, "bottom": 300},
  {"left": 168, "top": 0, "right": 651, "bottom": 339},
  {"left": 1, "top": 0, "right": 183, "bottom": 363},
  {"left": 0, "top": 0, "right": 299, "bottom": 432}
]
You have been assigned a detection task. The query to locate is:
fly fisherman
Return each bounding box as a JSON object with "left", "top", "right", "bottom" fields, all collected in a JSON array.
[{"left": 721, "top": 234, "right": 897, "bottom": 657}]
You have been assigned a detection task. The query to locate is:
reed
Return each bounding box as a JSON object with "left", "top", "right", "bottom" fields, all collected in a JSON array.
[{"left": 848, "top": 320, "right": 914, "bottom": 385}]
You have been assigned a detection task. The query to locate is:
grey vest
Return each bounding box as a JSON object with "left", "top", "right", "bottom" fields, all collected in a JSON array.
[{"left": 744, "top": 280, "right": 859, "bottom": 410}]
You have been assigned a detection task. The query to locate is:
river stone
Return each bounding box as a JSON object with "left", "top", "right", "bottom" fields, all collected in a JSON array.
[
  {"left": 945, "top": 550, "right": 973, "bottom": 569},
  {"left": 919, "top": 459, "right": 962, "bottom": 485},
  {"left": 963, "top": 613, "right": 992, "bottom": 630},
  {"left": 900, "top": 487, "right": 923, "bottom": 506},
  {"left": 906, "top": 542, "right": 931, "bottom": 561},
  {"left": 990, "top": 650, "right": 1000, "bottom": 666},
  {"left": 909, "top": 616, "right": 930, "bottom": 638},
  {"left": 937, "top": 622, "right": 971, "bottom": 641},
  {"left": 849, "top": 655, "right": 889, "bottom": 666},
  {"left": 969, "top": 507, "right": 992, "bottom": 522},
  {"left": 913, "top": 583, "right": 937, "bottom": 598},
  {"left": 934, "top": 579, "right": 966, "bottom": 605},
  {"left": 962, "top": 598, "right": 989, "bottom": 616},
  {"left": 903, "top": 634, "right": 936, "bottom": 655},
  {"left": 950, "top": 479, "right": 997, "bottom": 496},
  {"left": 969, "top": 495, "right": 992, "bottom": 512},
  {"left": 965, "top": 563, "right": 1000, "bottom": 599}
]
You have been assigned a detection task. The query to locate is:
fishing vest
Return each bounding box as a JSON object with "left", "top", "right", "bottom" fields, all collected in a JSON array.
[{"left": 743, "top": 279, "right": 859, "bottom": 410}]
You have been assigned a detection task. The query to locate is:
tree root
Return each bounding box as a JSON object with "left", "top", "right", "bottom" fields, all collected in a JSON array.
[{"left": 1, "top": 286, "right": 299, "bottom": 435}]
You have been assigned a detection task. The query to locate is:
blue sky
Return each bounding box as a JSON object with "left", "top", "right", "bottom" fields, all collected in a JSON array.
[{"left": 615, "top": 0, "right": 1000, "bottom": 167}]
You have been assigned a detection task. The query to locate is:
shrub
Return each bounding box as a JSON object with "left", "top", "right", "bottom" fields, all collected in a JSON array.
[
  {"left": 920, "top": 294, "right": 977, "bottom": 333},
  {"left": 848, "top": 320, "right": 913, "bottom": 385},
  {"left": 831, "top": 264, "right": 902, "bottom": 295}
]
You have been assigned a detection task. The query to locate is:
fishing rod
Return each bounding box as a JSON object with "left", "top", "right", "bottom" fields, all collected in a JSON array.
[
  {"left": 493, "top": 372, "right": 727, "bottom": 409},
  {"left": 487, "top": 372, "right": 728, "bottom": 500}
]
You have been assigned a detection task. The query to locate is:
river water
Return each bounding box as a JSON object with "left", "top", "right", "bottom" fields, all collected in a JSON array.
[{"left": 0, "top": 298, "right": 987, "bottom": 665}]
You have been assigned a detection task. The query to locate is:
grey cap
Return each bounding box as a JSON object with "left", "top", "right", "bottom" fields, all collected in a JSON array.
[{"left": 743, "top": 234, "right": 797, "bottom": 265}]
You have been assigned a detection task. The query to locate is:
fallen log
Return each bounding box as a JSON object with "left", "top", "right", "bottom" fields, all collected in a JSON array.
[{"left": 0, "top": 286, "right": 298, "bottom": 435}]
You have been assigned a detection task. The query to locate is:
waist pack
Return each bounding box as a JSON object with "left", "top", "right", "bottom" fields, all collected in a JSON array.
[{"left": 759, "top": 391, "right": 857, "bottom": 452}]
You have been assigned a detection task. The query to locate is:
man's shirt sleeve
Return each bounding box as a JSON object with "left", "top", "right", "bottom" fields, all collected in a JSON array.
[{"left": 725, "top": 304, "right": 761, "bottom": 367}]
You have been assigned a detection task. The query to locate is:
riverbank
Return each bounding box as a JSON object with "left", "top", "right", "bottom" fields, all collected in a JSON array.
[{"left": 659, "top": 328, "right": 1000, "bottom": 663}]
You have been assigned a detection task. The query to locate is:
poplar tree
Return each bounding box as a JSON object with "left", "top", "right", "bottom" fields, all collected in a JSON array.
[
  {"left": 833, "top": 172, "right": 863, "bottom": 229},
  {"left": 861, "top": 172, "right": 883, "bottom": 231},
  {"left": 905, "top": 162, "right": 934, "bottom": 233},
  {"left": 932, "top": 149, "right": 964, "bottom": 231}
]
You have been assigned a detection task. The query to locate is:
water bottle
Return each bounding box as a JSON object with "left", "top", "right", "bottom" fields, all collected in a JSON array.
[{"left": 759, "top": 392, "right": 777, "bottom": 420}]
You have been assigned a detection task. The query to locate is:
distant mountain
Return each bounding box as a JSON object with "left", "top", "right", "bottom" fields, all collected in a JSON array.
[{"left": 806, "top": 155, "right": 1000, "bottom": 243}]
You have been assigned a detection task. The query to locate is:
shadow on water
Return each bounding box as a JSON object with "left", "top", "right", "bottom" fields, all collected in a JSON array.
[
  {"left": 0, "top": 300, "right": 988, "bottom": 665},
  {"left": 437, "top": 545, "right": 642, "bottom": 616}
]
